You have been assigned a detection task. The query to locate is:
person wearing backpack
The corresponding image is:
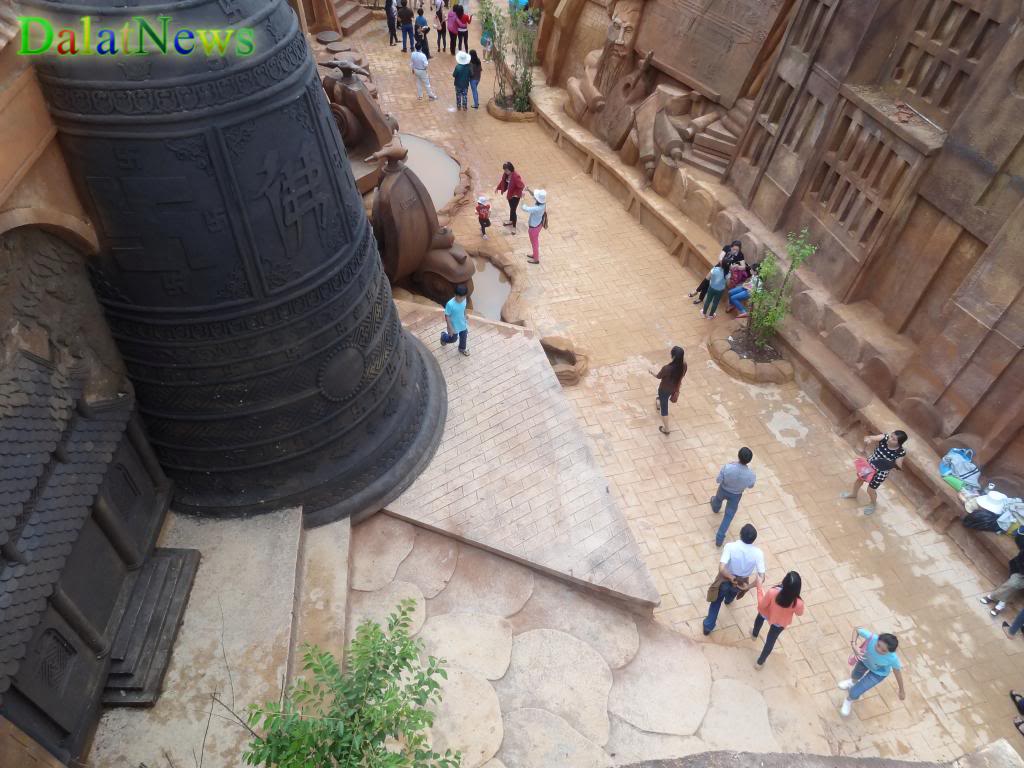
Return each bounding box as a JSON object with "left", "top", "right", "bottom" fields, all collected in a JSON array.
[{"left": 522, "top": 187, "right": 546, "bottom": 264}]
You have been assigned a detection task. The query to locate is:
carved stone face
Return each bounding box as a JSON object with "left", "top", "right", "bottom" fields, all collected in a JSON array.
[{"left": 607, "top": 0, "right": 642, "bottom": 56}]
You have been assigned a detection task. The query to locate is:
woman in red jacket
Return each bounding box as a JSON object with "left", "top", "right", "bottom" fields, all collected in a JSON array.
[
  {"left": 496, "top": 161, "right": 524, "bottom": 234},
  {"left": 752, "top": 570, "right": 804, "bottom": 668}
]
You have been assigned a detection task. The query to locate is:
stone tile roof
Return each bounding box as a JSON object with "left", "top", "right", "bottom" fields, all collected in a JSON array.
[{"left": 0, "top": 352, "right": 132, "bottom": 696}]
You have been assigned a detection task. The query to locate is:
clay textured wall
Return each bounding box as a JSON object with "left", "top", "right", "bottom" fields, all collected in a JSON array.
[
  {"left": 731, "top": 0, "right": 1024, "bottom": 485},
  {"left": 540, "top": 0, "right": 1023, "bottom": 486}
]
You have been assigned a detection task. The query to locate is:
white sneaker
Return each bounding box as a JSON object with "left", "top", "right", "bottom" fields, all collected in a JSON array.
[
  {"left": 429, "top": 94, "right": 438, "bottom": 100},
  {"left": 840, "top": 698, "right": 852, "bottom": 717},
  {"left": 838, "top": 679, "right": 854, "bottom": 690},
  {"left": 482, "top": 234, "right": 488, "bottom": 239}
]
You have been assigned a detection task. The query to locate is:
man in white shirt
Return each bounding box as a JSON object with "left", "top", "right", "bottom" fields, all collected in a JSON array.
[
  {"left": 410, "top": 44, "right": 437, "bottom": 100},
  {"left": 703, "top": 523, "right": 765, "bottom": 635}
]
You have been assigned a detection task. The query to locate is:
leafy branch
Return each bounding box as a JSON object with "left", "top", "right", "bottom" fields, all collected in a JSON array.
[
  {"left": 242, "top": 600, "right": 461, "bottom": 768},
  {"left": 746, "top": 228, "right": 817, "bottom": 347}
]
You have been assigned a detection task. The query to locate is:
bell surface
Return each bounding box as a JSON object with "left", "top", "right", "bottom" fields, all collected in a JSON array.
[{"left": 25, "top": 0, "right": 447, "bottom": 523}]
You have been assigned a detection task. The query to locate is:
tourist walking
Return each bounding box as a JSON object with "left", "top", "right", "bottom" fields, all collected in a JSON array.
[
  {"left": 703, "top": 523, "right": 765, "bottom": 636},
  {"left": 726, "top": 263, "right": 761, "bottom": 318},
  {"left": 522, "top": 188, "right": 546, "bottom": 264},
  {"left": 496, "top": 161, "right": 524, "bottom": 234},
  {"left": 838, "top": 627, "right": 906, "bottom": 717},
  {"left": 385, "top": 0, "right": 399, "bottom": 46},
  {"left": 410, "top": 43, "right": 437, "bottom": 100},
  {"left": 841, "top": 430, "right": 908, "bottom": 515},
  {"left": 446, "top": 4, "right": 460, "bottom": 54},
  {"left": 439, "top": 284, "right": 470, "bottom": 356},
  {"left": 453, "top": 50, "right": 472, "bottom": 110},
  {"left": 414, "top": 7, "right": 431, "bottom": 57},
  {"left": 649, "top": 346, "right": 687, "bottom": 435},
  {"left": 710, "top": 447, "right": 756, "bottom": 547},
  {"left": 456, "top": 6, "right": 471, "bottom": 51},
  {"left": 476, "top": 195, "right": 491, "bottom": 238},
  {"left": 701, "top": 260, "right": 727, "bottom": 319},
  {"left": 469, "top": 49, "right": 483, "bottom": 108},
  {"left": 753, "top": 571, "right": 803, "bottom": 669},
  {"left": 434, "top": 0, "right": 447, "bottom": 52},
  {"left": 980, "top": 532, "right": 1024, "bottom": 616},
  {"left": 689, "top": 241, "right": 743, "bottom": 304},
  {"left": 397, "top": 0, "right": 415, "bottom": 51}
]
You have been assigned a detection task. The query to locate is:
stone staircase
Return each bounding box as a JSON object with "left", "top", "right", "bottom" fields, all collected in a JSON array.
[
  {"left": 682, "top": 98, "right": 754, "bottom": 179},
  {"left": 334, "top": 0, "right": 373, "bottom": 35}
]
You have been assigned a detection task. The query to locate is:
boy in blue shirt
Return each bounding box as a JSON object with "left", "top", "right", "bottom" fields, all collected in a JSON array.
[
  {"left": 838, "top": 627, "right": 907, "bottom": 717},
  {"left": 440, "top": 284, "right": 470, "bottom": 356}
]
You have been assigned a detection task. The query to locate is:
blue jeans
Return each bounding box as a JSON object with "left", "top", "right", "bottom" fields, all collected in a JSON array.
[
  {"left": 848, "top": 661, "right": 887, "bottom": 701},
  {"left": 711, "top": 486, "right": 743, "bottom": 546},
  {"left": 752, "top": 614, "right": 784, "bottom": 665},
  {"left": 470, "top": 79, "right": 480, "bottom": 107},
  {"left": 1009, "top": 607, "right": 1024, "bottom": 635},
  {"left": 401, "top": 24, "right": 415, "bottom": 50},
  {"left": 728, "top": 286, "right": 750, "bottom": 313},
  {"left": 456, "top": 87, "right": 468, "bottom": 109},
  {"left": 440, "top": 329, "right": 467, "bottom": 351},
  {"left": 703, "top": 580, "right": 739, "bottom": 634}
]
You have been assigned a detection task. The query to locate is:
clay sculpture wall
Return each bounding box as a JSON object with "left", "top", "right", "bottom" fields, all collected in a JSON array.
[{"left": 540, "top": 0, "right": 1023, "bottom": 487}]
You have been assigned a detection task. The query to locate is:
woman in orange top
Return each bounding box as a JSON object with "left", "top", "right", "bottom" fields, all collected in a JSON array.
[{"left": 753, "top": 571, "right": 804, "bottom": 668}]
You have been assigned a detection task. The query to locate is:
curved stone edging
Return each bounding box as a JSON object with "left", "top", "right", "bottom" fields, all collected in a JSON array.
[
  {"left": 487, "top": 97, "right": 537, "bottom": 122},
  {"left": 472, "top": 247, "right": 529, "bottom": 327},
  {"left": 707, "top": 322, "right": 794, "bottom": 384}
]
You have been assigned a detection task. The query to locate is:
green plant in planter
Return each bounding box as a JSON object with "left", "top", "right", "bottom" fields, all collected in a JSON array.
[
  {"left": 243, "top": 600, "right": 461, "bottom": 768},
  {"left": 746, "top": 228, "right": 817, "bottom": 348},
  {"left": 481, "top": 0, "right": 537, "bottom": 112}
]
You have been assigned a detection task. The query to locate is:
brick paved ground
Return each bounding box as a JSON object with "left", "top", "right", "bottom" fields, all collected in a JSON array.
[
  {"left": 389, "top": 304, "right": 659, "bottom": 606},
  {"left": 352, "top": 22, "right": 1024, "bottom": 760}
]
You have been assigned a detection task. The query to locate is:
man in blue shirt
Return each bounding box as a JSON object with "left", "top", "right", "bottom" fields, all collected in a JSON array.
[
  {"left": 838, "top": 627, "right": 907, "bottom": 717},
  {"left": 710, "top": 447, "right": 756, "bottom": 547},
  {"left": 440, "top": 284, "right": 470, "bottom": 356}
]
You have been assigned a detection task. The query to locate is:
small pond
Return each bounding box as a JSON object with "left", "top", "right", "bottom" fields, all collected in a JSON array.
[
  {"left": 399, "top": 132, "right": 460, "bottom": 212},
  {"left": 468, "top": 256, "right": 511, "bottom": 322}
]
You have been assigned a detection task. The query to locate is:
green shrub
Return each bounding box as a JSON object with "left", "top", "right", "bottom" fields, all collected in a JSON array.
[
  {"left": 747, "top": 228, "right": 817, "bottom": 347},
  {"left": 243, "top": 600, "right": 461, "bottom": 768},
  {"left": 481, "top": 0, "right": 537, "bottom": 112}
]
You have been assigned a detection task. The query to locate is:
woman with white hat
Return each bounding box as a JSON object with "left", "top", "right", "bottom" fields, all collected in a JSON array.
[{"left": 522, "top": 187, "right": 546, "bottom": 264}]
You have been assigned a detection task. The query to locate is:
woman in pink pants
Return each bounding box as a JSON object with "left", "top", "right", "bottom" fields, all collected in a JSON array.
[{"left": 522, "top": 188, "right": 547, "bottom": 264}]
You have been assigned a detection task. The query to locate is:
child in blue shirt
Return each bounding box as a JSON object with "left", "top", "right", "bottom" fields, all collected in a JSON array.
[
  {"left": 440, "top": 284, "right": 470, "bottom": 356},
  {"left": 838, "top": 627, "right": 906, "bottom": 717},
  {"left": 701, "top": 261, "right": 727, "bottom": 319}
]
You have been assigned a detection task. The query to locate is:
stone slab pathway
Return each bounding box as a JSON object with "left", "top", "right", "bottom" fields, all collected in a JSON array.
[
  {"left": 346, "top": 513, "right": 830, "bottom": 768},
  {"left": 389, "top": 305, "right": 659, "bottom": 606}
]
